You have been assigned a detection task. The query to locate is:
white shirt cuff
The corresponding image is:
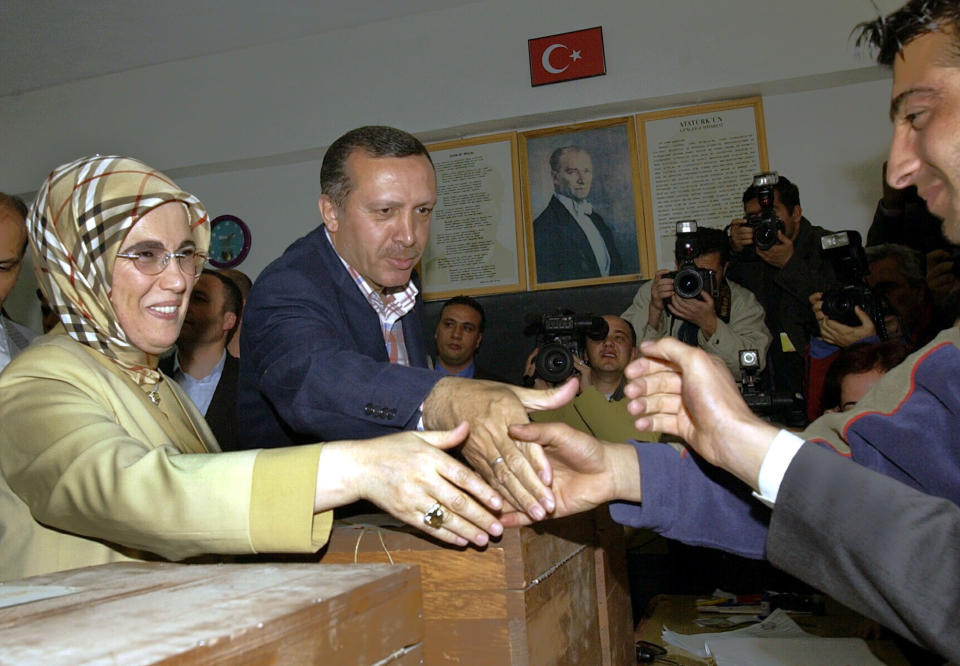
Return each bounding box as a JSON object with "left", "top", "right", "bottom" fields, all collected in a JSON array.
[{"left": 752, "top": 429, "right": 806, "bottom": 508}]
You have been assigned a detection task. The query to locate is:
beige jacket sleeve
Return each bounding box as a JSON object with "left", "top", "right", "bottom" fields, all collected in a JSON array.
[{"left": 0, "top": 335, "right": 330, "bottom": 577}]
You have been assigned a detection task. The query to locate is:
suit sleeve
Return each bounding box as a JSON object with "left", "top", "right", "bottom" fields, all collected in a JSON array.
[
  {"left": 768, "top": 443, "right": 960, "bottom": 662},
  {"left": 243, "top": 258, "right": 440, "bottom": 441},
  {"left": 609, "top": 442, "right": 771, "bottom": 559}
]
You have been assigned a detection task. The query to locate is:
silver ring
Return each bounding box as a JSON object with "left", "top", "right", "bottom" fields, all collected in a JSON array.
[
  {"left": 490, "top": 456, "right": 505, "bottom": 467},
  {"left": 423, "top": 502, "right": 444, "bottom": 529}
]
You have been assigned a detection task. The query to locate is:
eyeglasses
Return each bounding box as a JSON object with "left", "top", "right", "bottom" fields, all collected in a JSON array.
[{"left": 115, "top": 248, "right": 207, "bottom": 277}]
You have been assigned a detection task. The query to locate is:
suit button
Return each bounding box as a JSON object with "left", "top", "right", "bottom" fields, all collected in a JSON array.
[
  {"left": 387, "top": 408, "right": 396, "bottom": 420},
  {"left": 364, "top": 403, "right": 374, "bottom": 416}
]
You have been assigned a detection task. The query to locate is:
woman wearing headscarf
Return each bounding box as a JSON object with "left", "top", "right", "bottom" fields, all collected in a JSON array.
[{"left": 0, "top": 156, "right": 507, "bottom": 581}]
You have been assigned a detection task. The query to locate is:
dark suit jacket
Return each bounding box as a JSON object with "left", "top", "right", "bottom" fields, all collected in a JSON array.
[
  {"left": 237, "top": 226, "right": 439, "bottom": 448},
  {"left": 768, "top": 443, "right": 960, "bottom": 662},
  {"left": 534, "top": 195, "right": 623, "bottom": 282},
  {"left": 159, "top": 353, "right": 239, "bottom": 451}
]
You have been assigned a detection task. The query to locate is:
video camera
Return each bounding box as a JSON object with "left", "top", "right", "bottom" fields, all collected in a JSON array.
[
  {"left": 737, "top": 349, "right": 805, "bottom": 425},
  {"left": 523, "top": 311, "right": 609, "bottom": 384},
  {"left": 744, "top": 172, "right": 784, "bottom": 251},
  {"left": 819, "top": 230, "right": 891, "bottom": 339},
  {"left": 664, "top": 220, "right": 719, "bottom": 305}
]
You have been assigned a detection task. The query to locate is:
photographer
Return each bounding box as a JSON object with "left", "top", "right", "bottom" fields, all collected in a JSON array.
[
  {"left": 523, "top": 314, "right": 658, "bottom": 444},
  {"left": 726, "top": 174, "right": 837, "bottom": 398},
  {"left": 623, "top": 226, "right": 771, "bottom": 379}
]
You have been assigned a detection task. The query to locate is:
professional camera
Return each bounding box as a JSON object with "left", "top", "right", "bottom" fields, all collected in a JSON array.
[
  {"left": 523, "top": 311, "right": 609, "bottom": 383},
  {"left": 744, "top": 172, "right": 784, "bottom": 251},
  {"left": 664, "top": 220, "right": 719, "bottom": 303},
  {"left": 737, "top": 349, "right": 805, "bottom": 424},
  {"left": 819, "top": 231, "right": 891, "bottom": 339}
]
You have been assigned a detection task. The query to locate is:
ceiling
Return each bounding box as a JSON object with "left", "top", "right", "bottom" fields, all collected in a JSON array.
[{"left": 0, "top": 0, "right": 477, "bottom": 97}]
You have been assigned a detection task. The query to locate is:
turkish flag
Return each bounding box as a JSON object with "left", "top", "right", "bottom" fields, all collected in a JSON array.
[{"left": 528, "top": 26, "right": 606, "bottom": 87}]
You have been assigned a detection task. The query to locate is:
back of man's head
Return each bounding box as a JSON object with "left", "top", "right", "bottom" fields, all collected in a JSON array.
[
  {"left": 321, "top": 126, "right": 432, "bottom": 207},
  {"left": 741, "top": 174, "right": 801, "bottom": 212},
  {"left": 866, "top": 243, "right": 925, "bottom": 287},
  {"left": 854, "top": 1, "right": 960, "bottom": 66}
]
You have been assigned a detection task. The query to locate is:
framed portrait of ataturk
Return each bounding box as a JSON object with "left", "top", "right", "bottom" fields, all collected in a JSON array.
[{"left": 520, "top": 117, "right": 648, "bottom": 290}]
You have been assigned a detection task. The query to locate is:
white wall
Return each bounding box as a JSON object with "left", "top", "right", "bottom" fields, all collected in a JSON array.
[{"left": 2, "top": 0, "right": 902, "bottom": 326}]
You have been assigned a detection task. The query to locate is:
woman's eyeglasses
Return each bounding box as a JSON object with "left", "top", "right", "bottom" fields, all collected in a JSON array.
[{"left": 115, "top": 248, "right": 207, "bottom": 277}]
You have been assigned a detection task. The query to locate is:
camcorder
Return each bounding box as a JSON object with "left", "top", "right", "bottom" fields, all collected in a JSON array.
[
  {"left": 664, "top": 220, "right": 719, "bottom": 306},
  {"left": 523, "top": 311, "right": 609, "bottom": 384},
  {"left": 737, "top": 349, "right": 805, "bottom": 425},
  {"left": 744, "top": 172, "right": 784, "bottom": 251},
  {"left": 819, "top": 230, "right": 891, "bottom": 339}
]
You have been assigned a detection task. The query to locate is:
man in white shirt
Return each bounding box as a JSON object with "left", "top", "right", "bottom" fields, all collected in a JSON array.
[
  {"left": 0, "top": 194, "right": 38, "bottom": 372},
  {"left": 533, "top": 146, "right": 623, "bottom": 282},
  {"left": 162, "top": 269, "right": 242, "bottom": 450}
]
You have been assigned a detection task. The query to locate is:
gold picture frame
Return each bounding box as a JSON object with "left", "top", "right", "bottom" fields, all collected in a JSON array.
[
  {"left": 421, "top": 132, "right": 526, "bottom": 301},
  {"left": 636, "top": 97, "right": 769, "bottom": 272},
  {"left": 520, "top": 116, "right": 648, "bottom": 290}
]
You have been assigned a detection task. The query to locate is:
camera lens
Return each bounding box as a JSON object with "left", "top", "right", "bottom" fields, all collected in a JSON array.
[
  {"left": 536, "top": 344, "right": 574, "bottom": 383},
  {"left": 674, "top": 267, "right": 704, "bottom": 299},
  {"left": 755, "top": 225, "right": 778, "bottom": 250}
]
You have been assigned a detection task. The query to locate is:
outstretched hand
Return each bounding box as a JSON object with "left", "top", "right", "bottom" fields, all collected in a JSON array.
[
  {"left": 315, "top": 422, "right": 506, "bottom": 547},
  {"left": 502, "top": 421, "right": 641, "bottom": 526},
  {"left": 423, "top": 376, "right": 578, "bottom": 521},
  {"left": 624, "top": 337, "right": 778, "bottom": 489}
]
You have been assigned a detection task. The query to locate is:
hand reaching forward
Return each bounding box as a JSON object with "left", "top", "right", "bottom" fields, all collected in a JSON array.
[
  {"left": 624, "top": 338, "right": 778, "bottom": 490},
  {"left": 423, "top": 376, "right": 578, "bottom": 521},
  {"left": 502, "top": 421, "right": 642, "bottom": 526},
  {"left": 315, "top": 422, "right": 505, "bottom": 547}
]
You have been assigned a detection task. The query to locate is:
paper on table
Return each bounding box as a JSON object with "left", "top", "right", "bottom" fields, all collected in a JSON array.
[
  {"left": 661, "top": 608, "right": 808, "bottom": 658},
  {"left": 708, "top": 637, "right": 884, "bottom": 666}
]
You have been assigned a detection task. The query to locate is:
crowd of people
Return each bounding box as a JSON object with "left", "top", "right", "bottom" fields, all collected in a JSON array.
[{"left": 1, "top": 0, "right": 959, "bottom": 662}]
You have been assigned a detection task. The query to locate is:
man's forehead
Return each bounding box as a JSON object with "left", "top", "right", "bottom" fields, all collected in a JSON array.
[
  {"left": 441, "top": 303, "right": 481, "bottom": 323},
  {"left": 890, "top": 30, "right": 960, "bottom": 115},
  {"left": 603, "top": 315, "right": 631, "bottom": 335},
  {"left": 0, "top": 208, "right": 27, "bottom": 245}
]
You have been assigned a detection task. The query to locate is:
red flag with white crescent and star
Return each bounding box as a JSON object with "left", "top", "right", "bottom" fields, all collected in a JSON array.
[{"left": 528, "top": 26, "right": 606, "bottom": 87}]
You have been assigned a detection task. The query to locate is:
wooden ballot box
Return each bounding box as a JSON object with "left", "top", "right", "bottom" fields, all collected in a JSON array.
[
  {"left": 321, "top": 508, "right": 634, "bottom": 665},
  {"left": 0, "top": 562, "right": 423, "bottom": 664}
]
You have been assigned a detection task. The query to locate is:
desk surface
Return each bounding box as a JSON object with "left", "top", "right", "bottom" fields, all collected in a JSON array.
[{"left": 634, "top": 594, "right": 909, "bottom": 665}]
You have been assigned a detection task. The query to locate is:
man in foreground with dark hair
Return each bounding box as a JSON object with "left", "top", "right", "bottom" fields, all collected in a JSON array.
[
  {"left": 502, "top": 3, "right": 960, "bottom": 659},
  {"left": 238, "top": 126, "right": 574, "bottom": 524}
]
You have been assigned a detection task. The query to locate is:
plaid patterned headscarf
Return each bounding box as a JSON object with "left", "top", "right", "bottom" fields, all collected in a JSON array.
[{"left": 27, "top": 155, "right": 210, "bottom": 388}]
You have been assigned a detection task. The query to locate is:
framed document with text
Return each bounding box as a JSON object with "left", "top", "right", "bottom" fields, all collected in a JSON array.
[
  {"left": 520, "top": 117, "right": 648, "bottom": 290},
  {"left": 421, "top": 133, "right": 526, "bottom": 301},
  {"left": 636, "top": 97, "right": 769, "bottom": 271}
]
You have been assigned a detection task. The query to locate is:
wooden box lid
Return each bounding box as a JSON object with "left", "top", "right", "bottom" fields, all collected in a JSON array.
[{"left": 0, "top": 562, "right": 423, "bottom": 664}]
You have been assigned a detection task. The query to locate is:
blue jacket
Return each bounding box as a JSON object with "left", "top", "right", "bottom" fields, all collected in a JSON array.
[{"left": 237, "top": 226, "right": 439, "bottom": 447}]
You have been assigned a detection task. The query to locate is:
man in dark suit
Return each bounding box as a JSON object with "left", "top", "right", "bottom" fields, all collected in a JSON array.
[
  {"left": 161, "top": 269, "right": 242, "bottom": 450},
  {"left": 534, "top": 146, "right": 623, "bottom": 282},
  {"left": 238, "top": 126, "right": 574, "bottom": 522}
]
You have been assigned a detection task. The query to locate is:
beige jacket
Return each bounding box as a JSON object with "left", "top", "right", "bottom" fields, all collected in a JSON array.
[{"left": 0, "top": 334, "right": 331, "bottom": 581}]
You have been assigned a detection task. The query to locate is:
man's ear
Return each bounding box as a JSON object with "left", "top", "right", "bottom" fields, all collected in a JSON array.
[
  {"left": 629, "top": 346, "right": 639, "bottom": 361},
  {"left": 789, "top": 204, "right": 802, "bottom": 225},
  {"left": 475, "top": 332, "right": 483, "bottom": 351},
  {"left": 318, "top": 195, "right": 340, "bottom": 232},
  {"left": 222, "top": 311, "right": 238, "bottom": 336}
]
